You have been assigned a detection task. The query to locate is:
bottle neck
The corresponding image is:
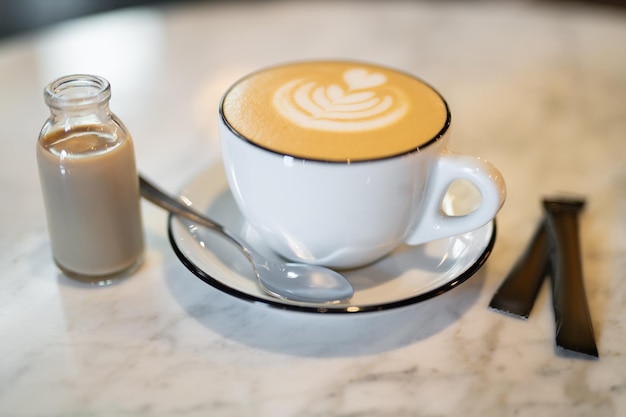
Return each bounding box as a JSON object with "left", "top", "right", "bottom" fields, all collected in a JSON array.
[
  {"left": 48, "top": 103, "right": 112, "bottom": 120},
  {"left": 44, "top": 74, "right": 112, "bottom": 119}
]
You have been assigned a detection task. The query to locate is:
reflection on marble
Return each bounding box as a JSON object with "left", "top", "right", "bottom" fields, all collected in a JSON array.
[{"left": 1, "top": 1, "right": 625, "bottom": 416}]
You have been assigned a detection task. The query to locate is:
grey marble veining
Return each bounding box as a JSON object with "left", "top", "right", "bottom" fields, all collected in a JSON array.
[{"left": 1, "top": 1, "right": 625, "bottom": 416}]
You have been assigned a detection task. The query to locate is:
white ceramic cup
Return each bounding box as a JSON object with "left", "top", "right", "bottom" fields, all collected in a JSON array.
[{"left": 219, "top": 61, "right": 505, "bottom": 269}]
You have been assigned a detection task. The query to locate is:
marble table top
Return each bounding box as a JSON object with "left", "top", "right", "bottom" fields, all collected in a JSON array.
[{"left": 1, "top": 1, "right": 625, "bottom": 416}]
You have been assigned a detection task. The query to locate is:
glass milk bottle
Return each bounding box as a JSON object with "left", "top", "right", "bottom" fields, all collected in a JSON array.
[{"left": 37, "top": 74, "right": 144, "bottom": 285}]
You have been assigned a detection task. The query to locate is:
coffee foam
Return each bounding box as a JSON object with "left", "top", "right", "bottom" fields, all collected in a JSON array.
[{"left": 222, "top": 61, "right": 449, "bottom": 162}]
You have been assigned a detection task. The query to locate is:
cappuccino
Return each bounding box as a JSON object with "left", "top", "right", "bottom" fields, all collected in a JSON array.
[
  {"left": 219, "top": 61, "right": 505, "bottom": 268},
  {"left": 221, "top": 61, "right": 449, "bottom": 162}
]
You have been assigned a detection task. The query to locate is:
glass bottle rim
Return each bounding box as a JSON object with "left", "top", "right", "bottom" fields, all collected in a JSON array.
[{"left": 44, "top": 74, "right": 111, "bottom": 110}]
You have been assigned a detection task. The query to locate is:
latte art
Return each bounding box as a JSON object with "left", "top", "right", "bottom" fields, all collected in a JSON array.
[
  {"left": 273, "top": 68, "right": 408, "bottom": 132},
  {"left": 221, "top": 61, "right": 449, "bottom": 162}
]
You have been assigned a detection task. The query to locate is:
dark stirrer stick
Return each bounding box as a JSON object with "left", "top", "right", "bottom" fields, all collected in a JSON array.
[
  {"left": 488, "top": 221, "right": 550, "bottom": 319},
  {"left": 543, "top": 197, "right": 598, "bottom": 359}
]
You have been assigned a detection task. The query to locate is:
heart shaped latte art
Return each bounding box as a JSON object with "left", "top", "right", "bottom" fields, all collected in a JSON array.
[
  {"left": 343, "top": 68, "right": 387, "bottom": 91},
  {"left": 273, "top": 67, "right": 407, "bottom": 132}
]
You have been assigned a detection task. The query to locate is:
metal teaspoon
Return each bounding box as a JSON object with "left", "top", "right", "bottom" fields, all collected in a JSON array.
[{"left": 139, "top": 175, "right": 354, "bottom": 304}]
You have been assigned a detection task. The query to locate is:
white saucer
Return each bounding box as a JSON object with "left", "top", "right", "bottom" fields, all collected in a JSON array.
[{"left": 168, "top": 162, "right": 496, "bottom": 314}]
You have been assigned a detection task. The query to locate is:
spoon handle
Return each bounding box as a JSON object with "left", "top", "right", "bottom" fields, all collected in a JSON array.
[
  {"left": 139, "top": 175, "right": 353, "bottom": 305},
  {"left": 138, "top": 175, "right": 253, "bottom": 259}
]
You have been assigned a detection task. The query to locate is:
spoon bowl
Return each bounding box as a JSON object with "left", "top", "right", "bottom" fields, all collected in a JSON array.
[{"left": 139, "top": 175, "right": 354, "bottom": 304}]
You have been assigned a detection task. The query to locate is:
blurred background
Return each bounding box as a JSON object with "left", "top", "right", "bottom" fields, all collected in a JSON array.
[
  {"left": 0, "top": 0, "right": 191, "bottom": 38},
  {"left": 1, "top": 0, "right": 625, "bottom": 39}
]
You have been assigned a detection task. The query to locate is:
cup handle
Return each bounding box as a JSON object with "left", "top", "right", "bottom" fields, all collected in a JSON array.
[{"left": 405, "top": 151, "right": 506, "bottom": 246}]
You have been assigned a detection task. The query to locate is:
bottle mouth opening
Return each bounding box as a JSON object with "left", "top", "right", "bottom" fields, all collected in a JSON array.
[{"left": 44, "top": 74, "right": 111, "bottom": 109}]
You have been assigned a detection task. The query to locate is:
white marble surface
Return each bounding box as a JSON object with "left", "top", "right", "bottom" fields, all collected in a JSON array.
[{"left": 1, "top": 1, "right": 625, "bottom": 416}]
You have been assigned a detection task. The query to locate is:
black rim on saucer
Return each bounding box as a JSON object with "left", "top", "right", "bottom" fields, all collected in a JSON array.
[{"left": 167, "top": 214, "right": 497, "bottom": 314}]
